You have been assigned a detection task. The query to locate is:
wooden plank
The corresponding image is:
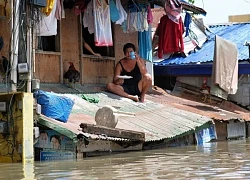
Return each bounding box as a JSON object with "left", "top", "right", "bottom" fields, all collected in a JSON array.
[
  {"left": 80, "top": 123, "right": 145, "bottom": 141},
  {"left": 214, "top": 120, "right": 227, "bottom": 141},
  {"left": 82, "top": 57, "right": 115, "bottom": 84},
  {"left": 35, "top": 53, "right": 60, "bottom": 83},
  {"left": 61, "top": 9, "right": 80, "bottom": 73}
]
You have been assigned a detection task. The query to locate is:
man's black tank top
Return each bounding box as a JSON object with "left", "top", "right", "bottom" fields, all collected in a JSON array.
[{"left": 119, "top": 61, "right": 142, "bottom": 85}]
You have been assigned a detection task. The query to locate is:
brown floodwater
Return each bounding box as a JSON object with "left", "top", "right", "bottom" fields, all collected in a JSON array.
[{"left": 1, "top": 139, "right": 250, "bottom": 180}]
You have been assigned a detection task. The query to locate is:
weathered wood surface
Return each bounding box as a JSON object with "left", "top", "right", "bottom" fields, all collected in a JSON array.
[
  {"left": 35, "top": 53, "right": 61, "bottom": 83},
  {"left": 113, "top": 24, "right": 138, "bottom": 65},
  {"left": 0, "top": 19, "right": 10, "bottom": 57},
  {"left": 61, "top": 9, "right": 80, "bottom": 72},
  {"left": 82, "top": 57, "right": 114, "bottom": 84},
  {"left": 80, "top": 123, "right": 145, "bottom": 141}
]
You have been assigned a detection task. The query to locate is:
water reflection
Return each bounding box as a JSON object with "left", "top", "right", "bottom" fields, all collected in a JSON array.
[
  {"left": 23, "top": 163, "right": 35, "bottom": 180},
  {"left": 1, "top": 139, "right": 250, "bottom": 179}
]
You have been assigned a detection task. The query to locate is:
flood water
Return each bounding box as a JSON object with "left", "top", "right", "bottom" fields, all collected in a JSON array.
[{"left": 1, "top": 139, "right": 250, "bottom": 180}]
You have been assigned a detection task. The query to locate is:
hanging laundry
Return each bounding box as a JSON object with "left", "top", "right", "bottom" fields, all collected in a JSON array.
[
  {"left": 137, "top": 9, "right": 148, "bottom": 31},
  {"left": 212, "top": 35, "right": 238, "bottom": 95},
  {"left": 74, "top": 0, "right": 91, "bottom": 15},
  {"left": 147, "top": 4, "right": 153, "bottom": 24},
  {"left": 165, "top": 0, "right": 182, "bottom": 24},
  {"left": 93, "top": 0, "right": 113, "bottom": 46},
  {"left": 115, "top": 0, "right": 127, "bottom": 25},
  {"left": 124, "top": 2, "right": 149, "bottom": 33},
  {"left": 109, "top": 0, "right": 119, "bottom": 22},
  {"left": 37, "top": 0, "right": 58, "bottom": 36},
  {"left": 42, "top": 0, "right": 55, "bottom": 16},
  {"left": 184, "top": 12, "right": 192, "bottom": 37},
  {"left": 157, "top": 15, "right": 184, "bottom": 58},
  {"left": 55, "top": 0, "right": 62, "bottom": 20},
  {"left": 138, "top": 24, "right": 152, "bottom": 62},
  {"left": 83, "top": 1, "right": 95, "bottom": 34}
]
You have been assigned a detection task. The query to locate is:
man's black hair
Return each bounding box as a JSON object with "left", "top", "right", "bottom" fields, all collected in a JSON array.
[
  {"left": 40, "top": 131, "right": 48, "bottom": 135},
  {"left": 123, "top": 43, "right": 136, "bottom": 54}
]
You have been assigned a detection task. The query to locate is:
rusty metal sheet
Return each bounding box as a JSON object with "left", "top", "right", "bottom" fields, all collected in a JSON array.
[
  {"left": 146, "top": 87, "right": 250, "bottom": 121},
  {"left": 37, "top": 83, "right": 250, "bottom": 143},
  {"left": 40, "top": 91, "right": 212, "bottom": 142}
]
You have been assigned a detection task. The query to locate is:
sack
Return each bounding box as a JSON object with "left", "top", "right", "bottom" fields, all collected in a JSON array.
[{"left": 34, "top": 90, "right": 74, "bottom": 123}]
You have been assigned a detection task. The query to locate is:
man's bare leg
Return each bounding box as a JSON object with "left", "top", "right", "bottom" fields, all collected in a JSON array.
[
  {"left": 138, "top": 74, "right": 152, "bottom": 103},
  {"left": 106, "top": 83, "right": 139, "bottom": 102},
  {"left": 128, "top": 95, "right": 139, "bottom": 102}
]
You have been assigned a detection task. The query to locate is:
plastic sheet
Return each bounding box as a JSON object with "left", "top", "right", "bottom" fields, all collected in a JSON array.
[{"left": 34, "top": 90, "right": 74, "bottom": 123}]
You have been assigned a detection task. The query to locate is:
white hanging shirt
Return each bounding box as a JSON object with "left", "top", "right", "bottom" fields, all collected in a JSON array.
[
  {"left": 83, "top": 1, "right": 95, "bottom": 34},
  {"left": 93, "top": 0, "right": 113, "bottom": 46},
  {"left": 37, "top": 0, "right": 58, "bottom": 36}
]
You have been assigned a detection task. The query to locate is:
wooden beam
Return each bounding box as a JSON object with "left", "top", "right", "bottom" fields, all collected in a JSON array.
[
  {"left": 152, "top": 0, "right": 207, "bottom": 15},
  {"left": 79, "top": 123, "right": 145, "bottom": 141}
]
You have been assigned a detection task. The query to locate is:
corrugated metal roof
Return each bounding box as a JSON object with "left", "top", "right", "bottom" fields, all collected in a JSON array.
[
  {"left": 146, "top": 88, "right": 250, "bottom": 122},
  {"left": 38, "top": 84, "right": 250, "bottom": 143},
  {"left": 39, "top": 90, "right": 212, "bottom": 142},
  {"left": 154, "top": 23, "right": 250, "bottom": 66}
]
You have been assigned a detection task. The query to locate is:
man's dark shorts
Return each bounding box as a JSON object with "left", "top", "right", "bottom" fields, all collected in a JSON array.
[{"left": 122, "top": 84, "right": 141, "bottom": 96}]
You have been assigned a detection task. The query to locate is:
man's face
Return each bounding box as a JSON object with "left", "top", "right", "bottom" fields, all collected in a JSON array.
[
  {"left": 125, "top": 48, "right": 134, "bottom": 59},
  {"left": 39, "top": 132, "right": 48, "bottom": 147}
]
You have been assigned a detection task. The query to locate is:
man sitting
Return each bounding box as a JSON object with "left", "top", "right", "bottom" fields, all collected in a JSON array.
[{"left": 106, "top": 43, "right": 152, "bottom": 102}]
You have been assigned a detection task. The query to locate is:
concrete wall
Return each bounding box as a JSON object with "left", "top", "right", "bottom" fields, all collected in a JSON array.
[{"left": 0, "top": 92, "right": 33, "bottom": 163}]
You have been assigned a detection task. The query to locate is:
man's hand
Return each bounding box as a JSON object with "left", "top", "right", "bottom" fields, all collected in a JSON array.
[
  {"left": 135, "top": 54, "right": 147, "bottom": 75},
  {"left": 114, "top": 78, "right": 124, "bottom": 85},
  {"left": 117, "top": 78, "right": 124, "bottom": 85},
  {"left": 94, "top": 53, "right": 102, "bottom": 58},
  {"left": 135, "top": 54, "right": 143, "bottom": 63}
]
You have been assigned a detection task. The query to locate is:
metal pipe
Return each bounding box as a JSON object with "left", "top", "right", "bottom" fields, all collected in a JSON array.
[
  {"left": 10, "top": 0, "right": 20, "bottom": 92},
  {"left": 26, "top": 3, "right": 32, "bottom": 93}
]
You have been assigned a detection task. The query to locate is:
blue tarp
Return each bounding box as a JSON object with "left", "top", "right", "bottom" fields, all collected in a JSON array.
[{"left": 34, "top": 90, "right": 74, "bottom": 123}]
